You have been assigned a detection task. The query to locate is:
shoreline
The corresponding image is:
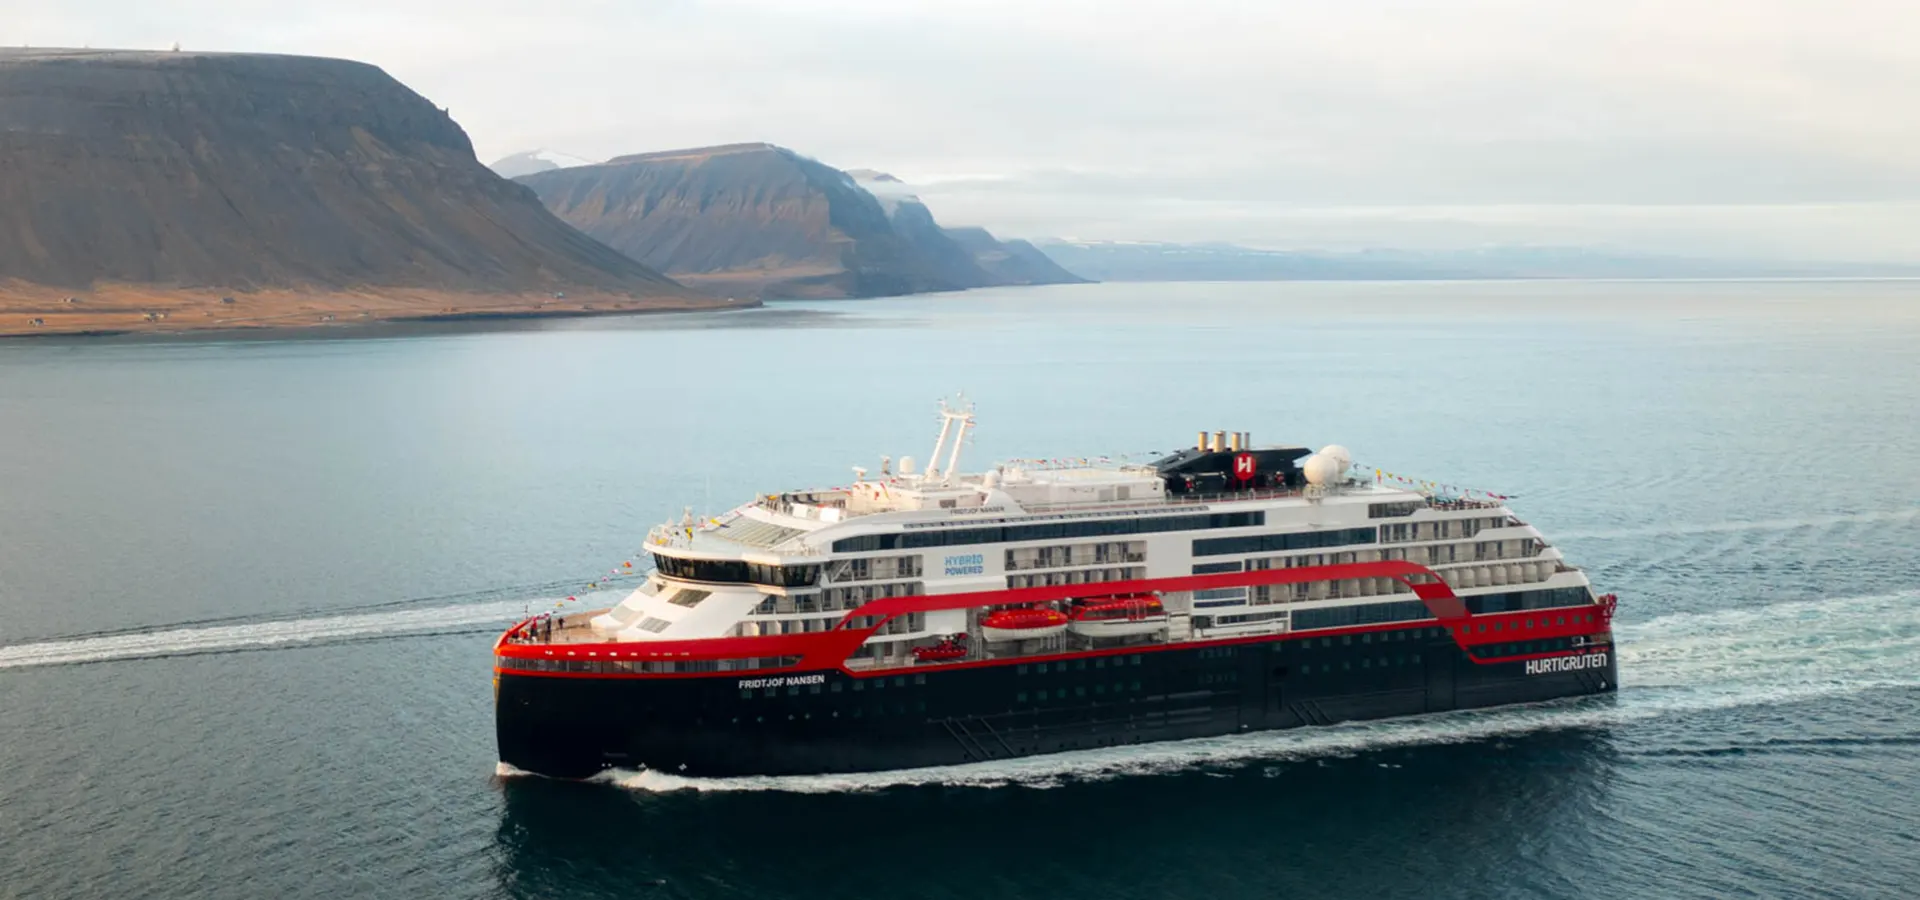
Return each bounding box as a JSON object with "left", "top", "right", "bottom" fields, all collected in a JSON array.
[{"left": 0, "top": 286, "right": 762, "bottom": 339}]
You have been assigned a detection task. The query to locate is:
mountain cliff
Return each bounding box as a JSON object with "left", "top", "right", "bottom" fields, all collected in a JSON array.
[
  {"left": 519, "top": 146, "right": 1087, "bottom": 299},
  {"left": 0, "top": 49, "right": 725, "bottom": 335},
  {"left": 850, "top": 170, "right": 1088, "bottom": 287},
  {"left": 944, "top": 227, "right": 1091, "bottom": 286}
]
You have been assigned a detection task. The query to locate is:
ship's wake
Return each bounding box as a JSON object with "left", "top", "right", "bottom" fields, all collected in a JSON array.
[
  {"left": 1552, "top": 506, "right": 1920, "bottom": 542},
  {"left": 0, "top": 598, "right": 548, "bottom": 670},
  {"left": 583, "top": 588, "right": 1920, "bottom": 794}
]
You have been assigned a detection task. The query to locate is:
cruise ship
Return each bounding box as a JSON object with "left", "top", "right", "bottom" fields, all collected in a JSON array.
[{"left": 494, "top": 401, "right": 1617, "bottom": 778}]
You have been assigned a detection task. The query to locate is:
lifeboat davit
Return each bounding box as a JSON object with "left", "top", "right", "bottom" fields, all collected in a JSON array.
[
  {"left": 980, "top": 608, "right": 1069, "bottom": 642},
  {"left": 1069, "top": 595, "right": 1169, "bottom": 638}
]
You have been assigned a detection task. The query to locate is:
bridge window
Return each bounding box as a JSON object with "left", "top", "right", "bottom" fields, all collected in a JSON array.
[{"left": 652, "top": 554, "right": 821, "bottom": 587}]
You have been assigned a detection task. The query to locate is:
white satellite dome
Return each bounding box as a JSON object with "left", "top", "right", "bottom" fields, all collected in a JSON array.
[
  {"left": 1318, "top": 444, "right": 1353, "bottom": 471},
  {"left": 1302, "top": 453, "right": 1343, "bottom": 486}
]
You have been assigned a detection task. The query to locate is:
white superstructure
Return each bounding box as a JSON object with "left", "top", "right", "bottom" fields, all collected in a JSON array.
[{"left": 587, "top": 400, "right": 1590, "bottom": 664}]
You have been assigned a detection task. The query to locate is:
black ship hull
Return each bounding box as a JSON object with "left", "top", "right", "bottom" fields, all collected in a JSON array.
[{"left": 496, "top": 625, "right": 1617, "bottom": 779}]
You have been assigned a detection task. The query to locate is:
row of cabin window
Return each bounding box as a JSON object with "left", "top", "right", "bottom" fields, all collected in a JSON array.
[
  {"left": 832, "top": 512, "right": 1265, "bottom": 553},
  {"left": 732, "top": 704, "right": 925, "bottom": 723},
  {"left": 738, "top": 611, "right": 931, "bottom": 636},
  {"left": 1292, "top": 598, "right": 1437, "bottom": 630},
  {"left": 1284, "top": 627, "right": 1446, "bottom": 649},
  {"left": 1005, "top": 541, "right": 1146, "bottom": 571},
  {"left": 1286, "top": 585, "right": 1592, "bottom": 632},
  {"left": 1471, "top": 637, "right": 1583, "bottom": 658},
  {"left": 1456, "top": 612, "right": 1599, "bottom": 635},
  {"left": 1198, "top": 610, "right": 1288, "bottom": 627},
  {"left": 827, "top": 555, "right": 922, "bottom": 583},
  {"left": 1297, "top": 654, "right": 1423, "bottom": 675},
  {"left": 1463, "top": 587, "right": 1591, "bottom": 613},
  {"left": 1016, "top": 681, "right": 1145, "bottom": 703},
  {"left": 500, "top": 656, "right": 799, "bottom": 674},
  {"left": 1367, "top": 501, "right": 1423, "bottom": 518},
  {"left": 750, "top": 581, "right": 924, "bottom": 615},
  {"left": 1376, "top": 539, "right": 1542, "bottom": 565},
  {"left": 1189, "top": 582, "right": 1581, "bottom": 630},
  {"left": 1006, "top": 566, "right": 1145, "bottom": 589},
  {"left": 1197, "top": 555, "right": 1415, "bottom": 606},
  {"left": 1193, "top": 587, "right": 1249, "bottom": 606},
  {"left": 1192, "top": 527, "right": 1379, "bottom": 557},
  {"left": 1016, "top": 654, "right": 1145, "bottom": 674},
  {"left": 1377, "top": 517, "right": 1507, "bottom": 544}
]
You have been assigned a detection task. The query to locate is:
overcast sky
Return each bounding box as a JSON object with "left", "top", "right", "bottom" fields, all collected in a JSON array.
[{"left": 15, "top": 0, "right": 1920, "bottom": 260}]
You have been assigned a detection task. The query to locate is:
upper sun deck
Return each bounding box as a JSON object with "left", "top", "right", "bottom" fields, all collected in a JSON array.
[
  {"left": 642, "top": 401, "right": 1509, "bottom": 561},
  {"left": 647, "top": 470, "right": 1503, "bottom": 562}
]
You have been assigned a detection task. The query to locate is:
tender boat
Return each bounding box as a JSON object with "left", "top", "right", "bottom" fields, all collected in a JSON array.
[
  {"left": 979, "top": 607, "right": 1070, "bottom": 642},
  {"left": 1068, "top": 594, "right": 1169, "bottom": 638}
]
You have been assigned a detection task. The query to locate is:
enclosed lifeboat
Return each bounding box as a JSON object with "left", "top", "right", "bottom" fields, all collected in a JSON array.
[
  {"left": 1068, "top": 594, "right": 1169, "bottom": 638},
  {"left": 912, "top": 634, "right": 971, "bottom": 662},
  {"left": 980, "top": 607, "right": 1069, "bottom": 642}
]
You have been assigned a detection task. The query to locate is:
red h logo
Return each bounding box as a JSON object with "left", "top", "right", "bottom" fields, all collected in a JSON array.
[{"left": 1233, "top": 453, "right": 1257, "bottom": 481}]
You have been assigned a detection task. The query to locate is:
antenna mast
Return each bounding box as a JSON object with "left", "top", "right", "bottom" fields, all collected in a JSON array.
[{"left": 923, "top": 394, "right": 976, "bottom": 485}]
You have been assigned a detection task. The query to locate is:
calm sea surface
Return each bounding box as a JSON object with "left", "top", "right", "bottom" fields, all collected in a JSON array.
[{"left": 2, "top": 280, "right": 1918, "bottom": 900}]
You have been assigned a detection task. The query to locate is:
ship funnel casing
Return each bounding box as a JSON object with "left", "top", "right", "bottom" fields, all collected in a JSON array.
[
  {"left": 1213, "top": 431, "right": 1227, "bottom": 453},
  {"left": 1197, "top": 431, "right": 1209, "bottom": 452}
]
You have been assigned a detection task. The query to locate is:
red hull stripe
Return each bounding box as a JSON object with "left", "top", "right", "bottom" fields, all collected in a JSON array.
[
  {"left": 494, "top": 616, "right": 1612, "bottom": 681},
  {"left": 495, "top": 560, "right": 1613, "bottom": 676}
]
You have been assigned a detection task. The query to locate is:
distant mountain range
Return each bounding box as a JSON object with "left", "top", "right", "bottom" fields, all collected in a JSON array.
[
  {"left": 510, "top": 144, "right": 1088, "bottom": 299},
  {"left": 1035, "top": 240, "right": 1920, "bottom": 282}
]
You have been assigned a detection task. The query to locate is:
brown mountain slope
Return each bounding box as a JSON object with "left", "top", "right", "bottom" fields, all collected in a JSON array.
[
  {"left": 0, "top": 49, "right": 727, "bottom": 335},
  {"left": 518, "top": 143, "right": 992, "bottom": 300}
]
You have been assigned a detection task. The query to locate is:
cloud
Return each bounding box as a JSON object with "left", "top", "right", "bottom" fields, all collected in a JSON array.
[{"left": 13, "top": 0, "right": 1920, "bottom": 261}]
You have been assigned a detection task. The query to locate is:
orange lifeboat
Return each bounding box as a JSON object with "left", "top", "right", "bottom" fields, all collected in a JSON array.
[
  {"left": 912, "top": 634, "right": 971, "bottom": 662},
  {"left": 980, "top": 607, "right": 1069, "bottom": 642},
  {"left": 1068, "top": 594, "right": 1169, "bottom": 638}
]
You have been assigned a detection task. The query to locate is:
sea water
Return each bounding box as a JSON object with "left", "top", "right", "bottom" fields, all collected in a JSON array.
[{"left": 1, "top": 280, "right": 1917, "bottom": 900}]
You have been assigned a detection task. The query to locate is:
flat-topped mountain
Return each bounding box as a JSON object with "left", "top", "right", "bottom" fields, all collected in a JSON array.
[
  {"left": 0, "top": 49, "right": 726, "bottom": 335},
  {"left": 519, "top": 145, "right": 1087, "bottom": 299}
]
